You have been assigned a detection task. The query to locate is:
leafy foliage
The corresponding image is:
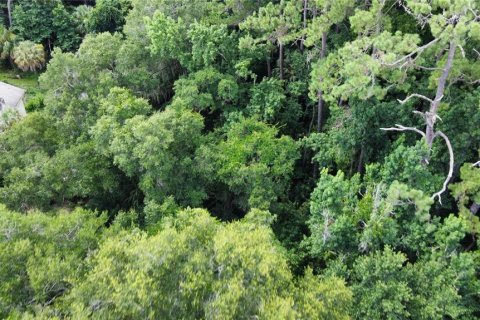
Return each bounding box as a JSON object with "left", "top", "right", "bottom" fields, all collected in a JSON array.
[
  {"left": 87, "top": 0, "right": 132, "bottom": 33},
  {"left": 68, "top": 209, "right": 351, "bottom": 319},
  {"left": 11, "top": 41, "right": 45, "bottom": 72},
  {"left": 0, "top": 206, "right": 106, "bottom": 317},
  {"left": 12, "top": 0, "right": 81, "bottom": 52},
  {"left": 1, "top": 0, "right": 480, "bottom": 318},
  {"left": 199, "top": 117, "right": 299, "bottom": 211}
]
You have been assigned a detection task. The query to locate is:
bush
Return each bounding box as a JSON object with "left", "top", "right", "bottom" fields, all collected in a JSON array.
[{"left": 25, "top": 93, "right": 44, "bottom": 112}]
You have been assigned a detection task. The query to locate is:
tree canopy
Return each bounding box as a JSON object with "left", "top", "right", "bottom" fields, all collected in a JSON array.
[{"left": 0, "top": 0, "right": 479, "bottom": 318}]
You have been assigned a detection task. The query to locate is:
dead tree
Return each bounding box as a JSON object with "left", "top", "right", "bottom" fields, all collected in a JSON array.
[{"left": 381, "top": 41, "right": 457, "bottom": 204}]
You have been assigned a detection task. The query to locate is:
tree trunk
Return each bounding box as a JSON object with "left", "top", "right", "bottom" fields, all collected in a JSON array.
[
  {"left": 300, "top": 0, "right": 308, "bottom": 52},
  {"left": 316, "top": 32, "right": 327, "bottom": 132},
  {"left": 426, "top": 41, "right": 456, "bottom": 148},
  {"left": 357, "top": 146, "right": 365, "bottom": 173},
  {"left": 7, "top": 0, "right": 13, "bottom": 27},
  {"left": 266, "top": 56, "right": 272, "bottom": 77},
  {"left": 316, "top": 92, "right": 324, "bottom": 132},
  {"left": 470, "top": 203, "right": 480, "bottom": 215},
  {"left": 425, "top": 41, "right": 457, "bottom": 148},
  {"left": 279, "top": 42, "right": 284, "bottom": 80}
]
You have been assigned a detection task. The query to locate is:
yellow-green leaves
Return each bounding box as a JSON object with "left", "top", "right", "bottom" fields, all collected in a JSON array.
[
  {"left": 11, "top": 41, "right": 45, "bottom": 72},
  {"left": 305, "top": 0, "right": 355, "bottom": 46},
  {"left": 349, "top": 0, "right": 389, "bottom": 35},
  {"left": 67, "top": 208, "right": 351, "bottom": 319},
  {"left": 0, "top": 207, "right": 106, "bottom": 317},
  {"left": 450, "top": 163, "right": 480, "bottom": 233},
  {"left": 146, "top": 11, "right": 188, "bottom": 64},
  {"left": 199, "top": 117, "right": 299, "bottom": 211},
  {"left": 241, "top": 0, "right": 301, "bottom": 45}
]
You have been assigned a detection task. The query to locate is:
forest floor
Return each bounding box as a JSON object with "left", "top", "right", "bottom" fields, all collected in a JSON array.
[{"left": 0, "top": 67, "right": 42, "bottom": 101}]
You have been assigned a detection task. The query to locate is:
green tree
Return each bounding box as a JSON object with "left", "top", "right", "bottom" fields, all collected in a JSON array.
[
  {"left": 171, "top": 67, "right": 239, "bottom": 114},
  {"left": 91, "top": 87, "right": 153, "bottom": 156},
  {"left": 240, "top": 0, "right": 301, "bottom": 79},
  {"left": 42, "top": 142, "right": 120, "bottom": 208},
  {"left": 0, "top": 206, "right": 106, "bottom": 317},
  {"left": 305, "top": 0, "right": 356, "bottom": 131},
  {"left": 39, "top": 33, "right": 122, "bottom": 142},
  {"left": 12, "top": 0, "right": 56, "bottom": 48},
  {"left": 450, "top": 163, "right": 480, "bottom": 233},
  {"left": 246, "top": 77, "right": 303, "bottom": 131},
  {"left": 52, "top": 2, "right": 81, "bottom": 51},
  {"left": 73, "top": 5, "right": 93, "bottom": 36},
  {"left": 66, "top": 208, "right": 351, "bottom": 319},
  {"left": 87, "top": 0, "right": 132, "bottom": 33},
  {"left": 147, "top": 12, "right": 238, "bottom": 73},
  {"left": 304, "top": 98, "right": 412, "bottom": 174},
  {"left": 105, "top": 106, "right": 207, "bottom": 206},
  {"left": 12, "top": 0, "right": 81, "bottom": 52},
  {"left": 0, "top": 25, "right": 17, "bottom": 60},
  {"left": 0, "top": 112, "right": 58, "bottom": 180},
  {"left": 306, "top": 169, "right": 361, "bottom": 261},
  {"left": 311, "top": 0, "right": 480, "bottom": 202},
  {"left": 198, "top": 117, "right": 299, "bottom": 212},
  {"left": 351, "top": 246, "right": 479, "bottom": 319}
]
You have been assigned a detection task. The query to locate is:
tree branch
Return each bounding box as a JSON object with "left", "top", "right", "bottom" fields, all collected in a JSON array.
[
  {"left": 473, "top": 161, "right": 480, "bottom": 167},
  {"left": 414, "top": 64, "right": 443, "bottom": 71},
  {"left": 380, "top": 124, "right": 426, "bottom": 138},
  {"left": 457, "top": 44, "right": 466, "bottom": 58},
  {"left": 426, "top": 41, "right": 456, "bottom": 147},
  {"left": 473, "top": 48, "right": 480, "bottom": 58},
  {"left": 382, "top": 38, "right": 440, "bottom": 67},
  {"left": 398, "top": 93, "right": 433, "bottom": 105},
  {"left": 431, "top": 131, "right": 455, "bottom": 204}
]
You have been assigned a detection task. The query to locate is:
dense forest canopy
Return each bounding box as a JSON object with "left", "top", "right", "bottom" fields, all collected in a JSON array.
[{"left": 0, "top": 0, "right": 479, "bottom": 318}]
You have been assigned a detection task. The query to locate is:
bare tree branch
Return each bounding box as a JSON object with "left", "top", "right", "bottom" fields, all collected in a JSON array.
[
  {"left": 381, "top": 124, "right": 426, "bottom": 138},
  {"left": 414, "top": 64, "right": 443, "bottom": 71},
  {"left": 398, "top": 93, "right": 433, "bottom": 104},
  {"left": 431, "top": 131, "right": 455, "bottom": 204},
  {"left": 473, "top": 161, "right": 480, "bottom": 167},
  {"left": 457, "top": 44, "right": 466, "bottom": 58},
  {"left": 473, "top": 48, "right": 480, "bottom": 58},
  {"left": 382, "top": 38, "right": 440, "bottom": 67}
]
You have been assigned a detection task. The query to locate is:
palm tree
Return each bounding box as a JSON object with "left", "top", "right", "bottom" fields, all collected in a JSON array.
[
  {"left": 11, "top": 40, "right": 45, "bottom": 72},
  {"left": 0, "top": 26, "right": 17, "bottom": 60}
]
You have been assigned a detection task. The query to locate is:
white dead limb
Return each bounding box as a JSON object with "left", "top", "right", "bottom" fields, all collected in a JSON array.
[
  {"left": 457, "top": 44, "right": 466, "bottom": 58},
  {"left": 473, "top": 161, "right": 480, "bottom": 167},
  {"left": 381, "top": 124, "right": 426, "bottom": 138},
  {"left": 433, "top": 94, "right": 444, "bottom": 102},
  {"left": 431, "top": 131, "right": 454, "bottom": 205},
  {"left": 414, "top": 64, "right": 443, "bottom": 71},
  {"left": 473, "top": 48, "right": 480, "bottom": 58},
  {"left": 398, "top": 93, "right": 433, "bottom": 104},
  {"left": 383, "top": 38, "right": 440, "bottom": 67}
]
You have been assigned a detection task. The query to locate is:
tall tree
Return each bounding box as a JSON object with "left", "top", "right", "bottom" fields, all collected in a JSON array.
[
  {"left": 7, "top": 0, "right": 13, "bottom": 27},
  {"left": 240, "top": 0, "right": 301, "bottom": 80},
  {"left": 305, "top": 0, "right": 355, "bottom": 131},
  {"left": 311, "top": 0, "right": 480, "bottom": 202}
]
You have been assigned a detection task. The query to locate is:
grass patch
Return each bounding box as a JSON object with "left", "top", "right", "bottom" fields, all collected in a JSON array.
[{"left": 0, "top": 67, "right": 43, "bottom": 101}]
